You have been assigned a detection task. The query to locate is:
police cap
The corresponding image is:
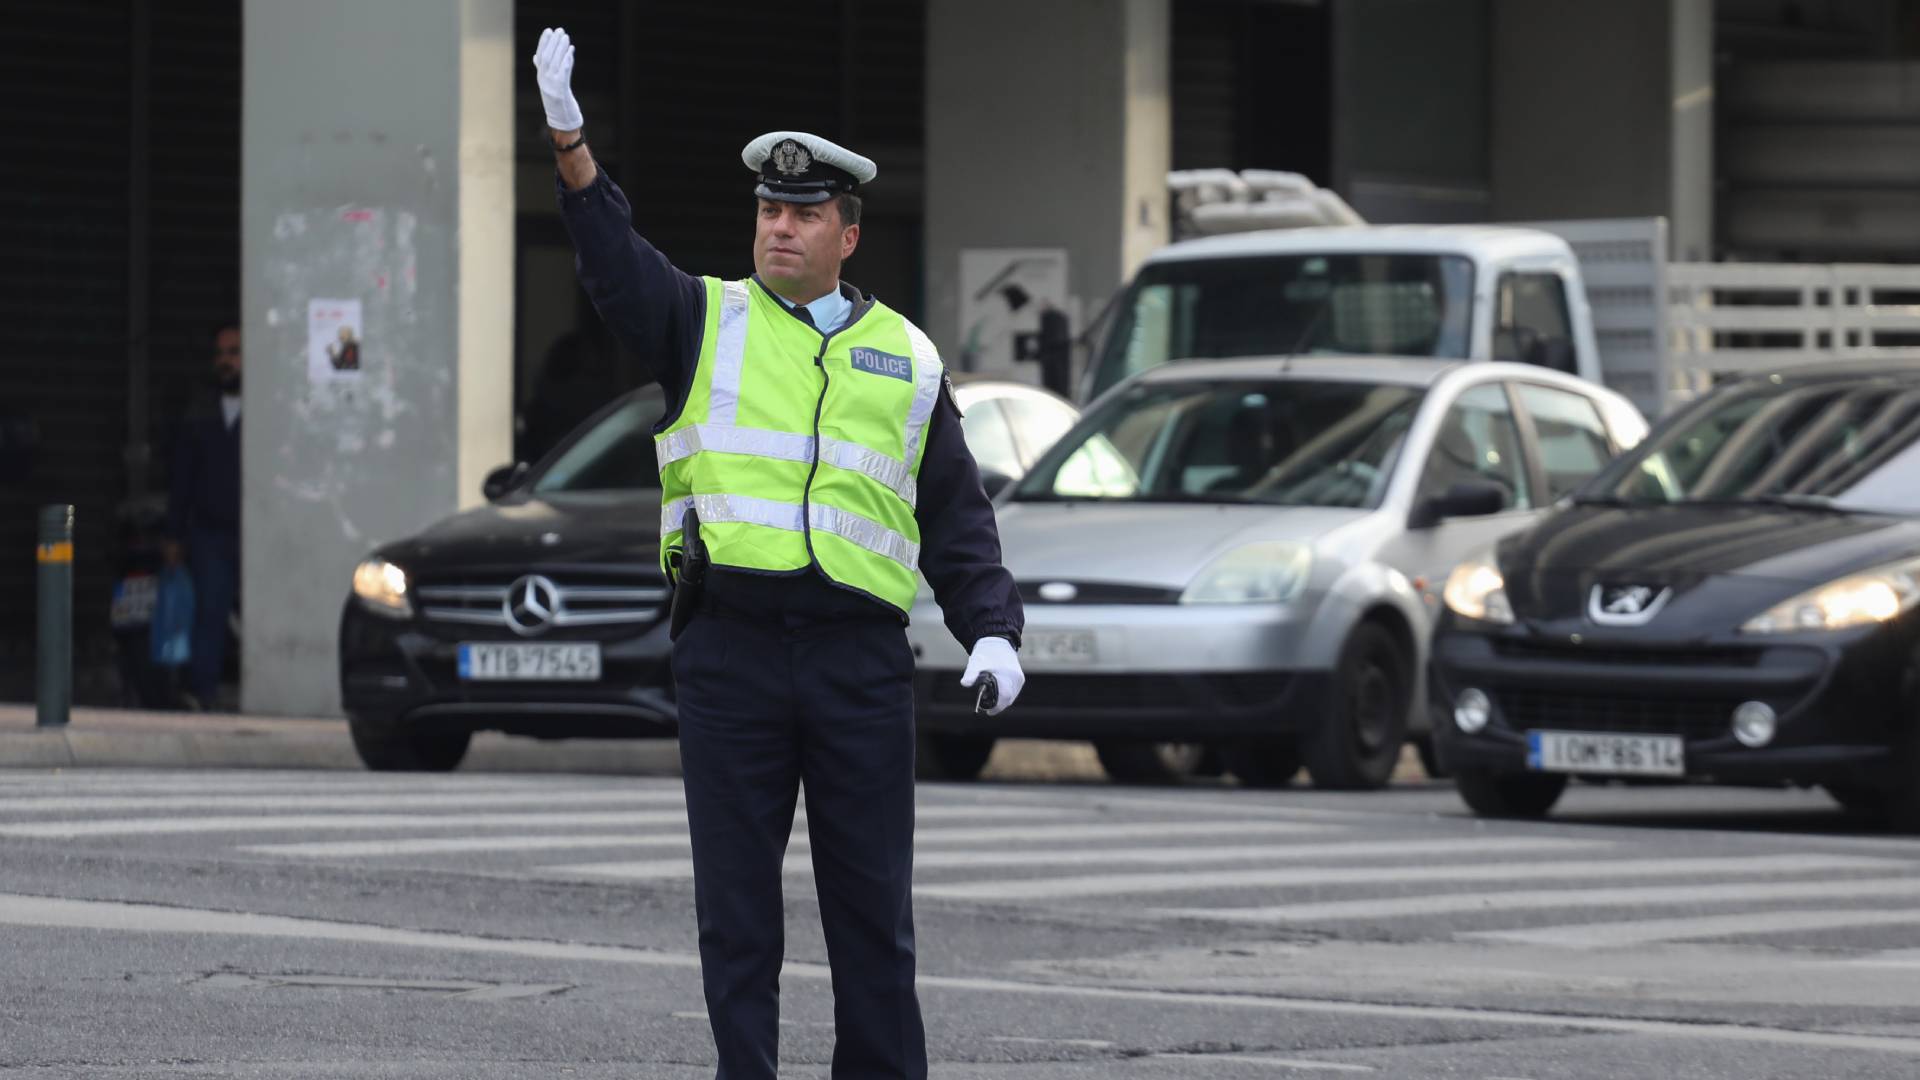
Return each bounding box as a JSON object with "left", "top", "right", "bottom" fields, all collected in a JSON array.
[{"left": 742, "top": 131, "right": 877, "bottom": 205}]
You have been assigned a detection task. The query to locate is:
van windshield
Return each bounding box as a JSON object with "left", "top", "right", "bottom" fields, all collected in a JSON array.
[{"left": 1087, "top": 253, "right": 1474, "bottom": 399}]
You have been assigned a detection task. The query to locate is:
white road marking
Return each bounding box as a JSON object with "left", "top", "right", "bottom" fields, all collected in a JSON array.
[
  {"left": 238, "top": 818, "right": 1334, "bottom": 860},
  {"left": 1151, "top": 1053, "right": 1375, "bottom": 1072},
  {"left": 0, "top": 803, "right": 1063, "bottom": 839},
  {"left": 0, "top": 789, "right": 690, "bottom": 814},
  {"left": 915, "top": 854, "right": 1903, "bottom": 902},
  {"left": 1841, "top": 949, "right": 1920, "bottom": 969},
  {"left": 1, "top": 892, "right": 1917, "bottom": 1057},
  {"left": 1463, "top": 908, "right": 1920, "bottom": 948},
  {"left": 544, "top": 836, "right": 1603, "bottom": 883},
  {"left": 1160, "top": 875, "right": 1920, "bottom": 923}
]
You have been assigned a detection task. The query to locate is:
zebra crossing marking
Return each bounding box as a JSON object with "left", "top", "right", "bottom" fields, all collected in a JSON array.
[
  {"left": 542, "top": 836, "right": 1604, "bottom": 883},
  {"left": 1465, "top": 908, "right": 1920, "bottom": 949},
  {"left": 1156, "top": 875, "right": 1920, "bottom": 924},
  {"left": 912, "top": 853, "right": 1903, "bottom": 902}
]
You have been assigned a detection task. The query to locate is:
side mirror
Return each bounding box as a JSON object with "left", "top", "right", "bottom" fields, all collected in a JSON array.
[
  {"left": 979, "top": 469, "right": 1015, "bottom": 498},
  {"left": 1410, "top": 480, "right": 1507, "bottom": 528},
  {"left": 482, "top": 462, "right": 529, "bottom": 502}
]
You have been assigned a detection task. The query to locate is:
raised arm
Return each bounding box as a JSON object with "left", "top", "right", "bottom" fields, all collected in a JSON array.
[{"left": 534, "top": 27, "right": 704, "bottom": 403}]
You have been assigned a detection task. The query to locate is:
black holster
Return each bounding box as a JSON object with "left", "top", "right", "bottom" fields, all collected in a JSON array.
[{"left": 667, "top": 508, "right": 708, "bottom": 642}]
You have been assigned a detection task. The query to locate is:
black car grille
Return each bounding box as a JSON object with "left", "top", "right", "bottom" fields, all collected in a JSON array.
[
  {"left": 413, "top": 569, "right": 668, "bottom": 635},
  {"left": 1492, "top": 640, "right": 1760, "bottom": 668},
  {"left": 931, "top": 673, "right": 1292, "bottom": 711},
  {"left": 1496, "top": 689, "right": 1739, "bottom": 741}
]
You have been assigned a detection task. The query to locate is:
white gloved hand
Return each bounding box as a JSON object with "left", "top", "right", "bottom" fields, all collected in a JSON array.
[
  {"left": 960, "top": 637, "right": 1024, "bottom": 717},
  {"left": 532, "top": 27, "right": 585, "bottom": 132}
]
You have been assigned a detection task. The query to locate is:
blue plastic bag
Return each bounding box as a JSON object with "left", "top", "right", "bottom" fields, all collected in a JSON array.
[{"left": 149, "top": 566, "right": 195, "bottom": 668}]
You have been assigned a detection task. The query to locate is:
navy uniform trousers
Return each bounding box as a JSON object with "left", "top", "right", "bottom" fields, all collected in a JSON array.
[{"left": 672, "top": 595, "right": 929, "bottom": 1080}]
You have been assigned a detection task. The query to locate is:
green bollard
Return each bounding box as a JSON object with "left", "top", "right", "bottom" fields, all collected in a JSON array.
[{"left": 37, "top": 504, "right": 73, "bottom": 728}]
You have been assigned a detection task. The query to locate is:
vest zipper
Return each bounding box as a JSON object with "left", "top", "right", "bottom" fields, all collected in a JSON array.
[{"left": 797, "top": 332, "right": 835, "bottom": 576}]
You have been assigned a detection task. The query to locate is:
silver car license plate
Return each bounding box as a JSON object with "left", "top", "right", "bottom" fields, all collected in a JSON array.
[
  {"left": 1025, "top": 630, "right": 1098, "bottom": 665},
  {"left": 1527, "top": 730, "right": 1683, "bottom": 778},
  {"left": 458, "top": 642, "right": 602, "bottom": 681}
]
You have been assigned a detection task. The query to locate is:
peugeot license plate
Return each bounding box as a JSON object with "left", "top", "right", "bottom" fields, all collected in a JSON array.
[
  {"left": 458, "top": 642, "right": 601, "bottom": 681},
  {"left": 1025, "top": 630, "right": 1097, "bottom": 665},
  {"left": 1527, "top": 730, "right": 1684, "bottom": 778}
]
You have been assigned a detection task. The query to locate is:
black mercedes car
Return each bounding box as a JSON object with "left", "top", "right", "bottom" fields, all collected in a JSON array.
[
  {"left": 338, "top": 387, "right": 676, "bottom": 770},
  {"left": 1431, "top": 363, "right": 1920, "bottom": 828}
]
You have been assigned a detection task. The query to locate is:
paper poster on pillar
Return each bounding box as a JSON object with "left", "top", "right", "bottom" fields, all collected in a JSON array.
[
  {"left": 307, "top": 298, "right": 364, "bottom": 385},
  {"left": 957, "top": 249, "right": 1070, "bottom": 376}
]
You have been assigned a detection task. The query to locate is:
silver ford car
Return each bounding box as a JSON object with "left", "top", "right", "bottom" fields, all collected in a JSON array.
[{"left": 908, "top": 357, "right": 1646, "bottom": 788}]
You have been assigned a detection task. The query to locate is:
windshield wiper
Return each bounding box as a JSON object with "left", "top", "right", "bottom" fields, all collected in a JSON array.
[{"left": 1567, "top": 493, "right": 1647, "bottom": 508}]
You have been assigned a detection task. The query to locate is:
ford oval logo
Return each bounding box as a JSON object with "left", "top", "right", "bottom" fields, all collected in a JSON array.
[{"left": 1038, "top": 582, "right": 1078, "bottom": 602}]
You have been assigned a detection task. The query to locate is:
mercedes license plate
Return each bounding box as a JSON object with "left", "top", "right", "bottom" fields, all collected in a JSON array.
[
  {"left": 1527, "top": 730, "right": 1683, "bottom": 778},
  {"left": 458, "top": 642, "right": 601, "bottom": 681},
  {"left": 1024, "top": 630, "right": 1097, "bottom": 665}
]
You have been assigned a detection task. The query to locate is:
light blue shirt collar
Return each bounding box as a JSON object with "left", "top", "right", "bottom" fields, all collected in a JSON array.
[{"left": 772, "top": 283, "right": 852, "bottom": 334}]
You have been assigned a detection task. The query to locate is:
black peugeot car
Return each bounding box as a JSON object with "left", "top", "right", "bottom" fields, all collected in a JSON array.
[
  {"left": 338, "top": 387, "right": 677, "bottom": 770},
  {"left": 1431, "top": 363, "right": 1920, "bottom": 828}
]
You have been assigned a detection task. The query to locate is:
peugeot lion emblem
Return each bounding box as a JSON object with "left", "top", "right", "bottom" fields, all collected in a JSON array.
[
  {"left": 1588, "top": 583, "right": 1671, "bottom": 626},
  {"left": 504, "top": 574, "right": 562, "bottom": 636}
]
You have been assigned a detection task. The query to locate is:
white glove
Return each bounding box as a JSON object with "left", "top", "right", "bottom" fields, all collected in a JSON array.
[
  {"left": 532, "top": 27, "right": 585, "bottom": 132},
  {"left": 960, "top": 637, "right": 1024, "bottom": 716}
]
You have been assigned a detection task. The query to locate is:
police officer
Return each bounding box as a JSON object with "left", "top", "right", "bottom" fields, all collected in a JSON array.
[{"left": 534, "top": 28, "right": 1025, "bottom": 1080}]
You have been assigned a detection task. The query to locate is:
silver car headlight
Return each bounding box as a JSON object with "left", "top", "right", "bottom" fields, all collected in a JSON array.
[
  {"left": 1741, "top": 557, "right": 1920, "bottom": 634},
  {"left": 1181, "top": 542, "right": 1312, "bottom": 604},
  {"left": 352, "top": 558, "right": 414, "bottom": 619},
  {"left": 1443, "top": 551, "right": 1513, "bottom": 625}
]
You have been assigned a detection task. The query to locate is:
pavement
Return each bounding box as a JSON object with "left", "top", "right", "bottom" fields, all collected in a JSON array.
[{"left": 0, "top": 703, "right": 1123, "bottom": 781}]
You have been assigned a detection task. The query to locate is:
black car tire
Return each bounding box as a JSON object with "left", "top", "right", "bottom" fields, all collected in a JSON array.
[
  {"left": 1224, "top": 738, "right": 1302, "bottom": 788},
  {"left": 916, "top": 733, "right": 996, "bottom": 781},
  {"left": 1304, "top": 622, "right": 1412, "bottom": 790},
  {"left": 1454, "top": 769, "right": 1568, "bottom": 819},
  {"left": 1413, "top": 734, "right": 1450, "bottom": 780},
  {"left": 349, "top": 717, "right": 471, "bottom": 773},
  {"left": 1095, "top": 740, "right": 1208, "bottom": 785}
]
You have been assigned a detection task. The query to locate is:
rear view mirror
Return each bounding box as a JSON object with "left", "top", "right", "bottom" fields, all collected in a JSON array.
[
  {"left": 980, "top": 470, "right": 1014, "bottom": 498},
  {"left": 1410, "top": 480, "right": 1507, "bottom": 528},
  {"left": 483, "top": 462, "right": 529, "bottom": 502}
]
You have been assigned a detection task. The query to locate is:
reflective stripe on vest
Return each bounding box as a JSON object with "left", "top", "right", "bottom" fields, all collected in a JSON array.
[
  {"left": 662, "top": 494, "right": 922, "bottom": 569},
  {"left": 656, "top": 277, "right": 944, "bottom": 608},
  {"left": 655, "top": 423, "right": 919, "bottom": 507}
]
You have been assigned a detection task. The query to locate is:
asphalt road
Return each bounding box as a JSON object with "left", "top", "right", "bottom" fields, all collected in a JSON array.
[{"left": 1, "top": 753, "right": 1918, "bottom": 1078}]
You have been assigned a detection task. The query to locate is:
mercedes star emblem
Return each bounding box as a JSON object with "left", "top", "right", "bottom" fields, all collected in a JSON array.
[{"left": 504, "top": 574, "right": 561, "bottom": 636}]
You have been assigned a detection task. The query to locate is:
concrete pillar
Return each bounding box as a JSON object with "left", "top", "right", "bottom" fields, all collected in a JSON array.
[
  {"left": 1489, "top": 0, "right": 1713, "bottom": 261},
  {"left": 241, "top": 0, "right": 513, "bottom": 716},
  {"left": 924, "top": 0, "right": 1170, "bottom": 380}
]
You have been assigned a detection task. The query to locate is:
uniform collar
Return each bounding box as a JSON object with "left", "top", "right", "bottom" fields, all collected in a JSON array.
[{"left": 751, "top": 276, "right": 872, "bottom": 336}]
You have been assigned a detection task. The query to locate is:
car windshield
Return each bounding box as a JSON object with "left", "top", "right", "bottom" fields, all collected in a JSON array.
[
  {"left": 530, "top": 391, "right": 667, "bottom": 493},
  {"left": 1013, "top": 378, "right": 1424, "bottom": 508},
  {"left": 1587, "top": 376, "right": 1920, "bottom": 515},
  {"left": 1087, "top": 253, "right": 1474, "bottom": 398}
]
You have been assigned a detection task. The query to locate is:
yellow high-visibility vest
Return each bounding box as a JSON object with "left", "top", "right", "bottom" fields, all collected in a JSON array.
[{"left": 656, "top": 276, "right": 945, "bottom": 614}]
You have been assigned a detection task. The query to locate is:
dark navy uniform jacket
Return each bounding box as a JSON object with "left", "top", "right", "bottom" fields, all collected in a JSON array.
[{"left": 558, "top": 170, "right": 1024, "bottom": 651}]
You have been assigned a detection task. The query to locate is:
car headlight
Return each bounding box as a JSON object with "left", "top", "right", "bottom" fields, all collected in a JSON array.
[
  {"left": 1443, "top": 552, "right": 1513, "bottom": 625},
  {"left": 1741, "top": 557, "right": 1920, "bottom": 633},
  {"left": 1181, "top": 541, "right": 1313, "bottom": 604},
  {"left": 352, "top": 558, "right": 413, "bottom": 618}
]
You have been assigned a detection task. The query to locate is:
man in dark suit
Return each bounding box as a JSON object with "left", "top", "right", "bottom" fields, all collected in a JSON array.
[{"left": 165, "top": 325, "right": 243, "bottom": 710}]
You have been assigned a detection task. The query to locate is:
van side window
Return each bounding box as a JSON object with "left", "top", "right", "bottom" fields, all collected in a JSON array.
[{"left": 1492, "top": 273, "right": 1576, "bottom": 374}]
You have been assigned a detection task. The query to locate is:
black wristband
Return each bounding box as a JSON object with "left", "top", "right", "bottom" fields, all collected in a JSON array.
[{"left": 552, "top": 131, "right": 586, "bottom": 154}]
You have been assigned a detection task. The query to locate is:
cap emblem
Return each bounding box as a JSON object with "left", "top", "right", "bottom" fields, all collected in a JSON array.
[{"left": 771, "top": 139, "right": 812, "bottom": 176}]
